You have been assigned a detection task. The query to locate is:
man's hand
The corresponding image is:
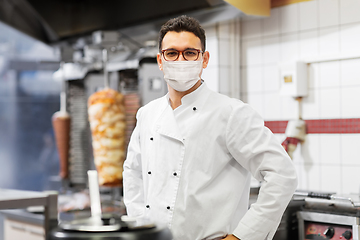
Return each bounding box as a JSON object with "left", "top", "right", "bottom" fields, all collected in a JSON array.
[{"left": 223, "top": 234, "right": 240, "bottom": 240}]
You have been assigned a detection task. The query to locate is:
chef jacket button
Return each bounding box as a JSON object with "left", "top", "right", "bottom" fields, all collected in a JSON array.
[
  {"left": 173, "top": 172, "right": 177, "bottom": 176},
  {"left": 146, "top": 205, "right": 150, "bottom": 208},
  {"left": 193, "top": 107, "right": 197, "bottom": 111},
  {"left": 167, "top": 206, "right": 171, "bottom": 210},
  {"left": 150, "top": 137, "right": 153, "bottom": 141},
  {"left": 148, "top": 171, "right": 151, "bottom": 174}
]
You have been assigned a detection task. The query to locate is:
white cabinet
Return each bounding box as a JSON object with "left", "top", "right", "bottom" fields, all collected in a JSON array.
[{"left": 4, "top": 218, "right": 44, "bottom": 240}]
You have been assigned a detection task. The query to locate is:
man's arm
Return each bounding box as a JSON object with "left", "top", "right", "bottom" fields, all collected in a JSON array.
[
  {"left": 226, "top": 103, "right": 298, "bottom": 240},
  {"left": 123, "top": 109, "right": 146, "bottom": 218}
]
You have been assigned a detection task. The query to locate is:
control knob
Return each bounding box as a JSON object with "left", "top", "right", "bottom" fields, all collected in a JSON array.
[
  {"left": 324, "top": 227, "right": 335, "bottom": 239},
  {"left": 342, "top": 230, "right": 352, "bottom": 240}
]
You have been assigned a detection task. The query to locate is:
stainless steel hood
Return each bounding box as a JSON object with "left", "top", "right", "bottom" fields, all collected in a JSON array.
[{"left": 0, "top": 0, "right": 248, "bottom": 46}]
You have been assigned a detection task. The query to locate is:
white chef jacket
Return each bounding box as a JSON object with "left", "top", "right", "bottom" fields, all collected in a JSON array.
[{"left": 123, "top": 82, "right": 298, "bottom": 240}]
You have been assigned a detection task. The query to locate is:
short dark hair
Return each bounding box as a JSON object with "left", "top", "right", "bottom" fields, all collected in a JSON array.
[{"left": 158, "top": 15, "right": 206, "bottom": 52}]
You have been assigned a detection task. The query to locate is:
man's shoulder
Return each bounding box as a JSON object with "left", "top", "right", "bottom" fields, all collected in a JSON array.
[{"left": 137, "top": 95, "right": 167, "bottom": 117}]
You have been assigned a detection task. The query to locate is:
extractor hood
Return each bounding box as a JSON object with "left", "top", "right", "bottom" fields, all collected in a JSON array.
[{"left": 0, "top": 0, "right": 267, "bottom": 46}]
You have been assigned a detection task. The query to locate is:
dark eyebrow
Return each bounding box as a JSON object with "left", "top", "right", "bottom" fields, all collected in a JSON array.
[{"left": 164, "top": 48, "right": 198, "bottom": 51}]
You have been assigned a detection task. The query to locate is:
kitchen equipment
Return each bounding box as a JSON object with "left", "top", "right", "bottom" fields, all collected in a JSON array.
[
  {"left": 295, "top": 191, "right": 360, "bottom": 240},
  {"left": 52, "top": 61, "right": 71, "bottom": 183},
  {"left": 50, "top": 170, "right": 173, "bottom": 240}
]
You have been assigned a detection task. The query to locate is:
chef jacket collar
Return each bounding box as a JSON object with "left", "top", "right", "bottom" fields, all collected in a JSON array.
[{"left": 165, "top": 80, "right": 206, "bottom": 108}]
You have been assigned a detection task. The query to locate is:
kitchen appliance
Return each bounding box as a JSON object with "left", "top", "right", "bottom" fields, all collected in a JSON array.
[
  {"left": 50, "top": 171, "right": 173, "bottom": 240},
  {"left": 295, "top": 191, "right": 360, "bottom": 240}
]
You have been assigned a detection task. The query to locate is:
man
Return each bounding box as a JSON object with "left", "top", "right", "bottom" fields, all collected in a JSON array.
[{"left": 123, "top": 15, "right": 297, "bottom": 240}]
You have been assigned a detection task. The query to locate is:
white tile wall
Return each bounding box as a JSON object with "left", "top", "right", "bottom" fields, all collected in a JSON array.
[
  {"left": 263, "top": 36, "right": 280, "bottom": 64},
  {"left": 235, "top": 0, "right": 360, "bottom": 194},
  {"left": 302, "top": 89, "right": 321, "bottom": 119},
  {"left": 321, "top": 165, "right": 342, "bottom": 194},
  {"left": 319, "top": 134, "right": 341, "bottom": 165},
  {"left": 262, "top": 8, "right": 280, "bottom": 37},
  {"left": 341, "top": 134, "right": 360, "bottom": 165},
  {"left": 280, "top": 33, "right": 299, "bottom": 62},
  {"left": 319, "top": 88, "right": 341, "bottom": 119},
  {"left": 299, "top": 1, "right": 319, "bottom": 31},
  {"left": 341, "top": 86, "right": 360, "bottom": 118},
  {"left": 342, "top": 166, "right": 360, "bottom": 194},
  {"left": 206, "top": 37, "right": 219, "bottom": 68},
  {"left": 264, "top": 92, "right": 281, "bottom": 120},
  {"left": 241, "top": 19, "right": 262, "bottom": 40},
  {"left": 340, "top": 0, "right": 360, "bottom": 25},
  {"left": 340, "top": 59, "right": 360, "bottom": 86},
  {"left": 319, "top": 26, "right": 340, "bottom": 55},
  {"left": 241, "top": 38, "right": 262, "bottom": 66},
  {"left": 340, "top": 23, "right": 360, "bottom": 53},
  {"left": 245, "top": 66, "right": 263, "bottom": 93},
  {"left": 263, "top": 64, "right": 279, "bottom": 92},
  {"left": 319, "top": 61, "right": 340, "bottom": 88},
  {"left": 319, "top": 0, "right": 339, "bottom": 28},
  {"left": 280, "top": 96, "right": 298, "bottom": 120},
  {"left": 299, "top": 30, "right": 318, "bottom": 58},
  {"left": 202, "top": 66, "right": 218, "bottom": 92},
  {"left": 279, "top": 4, "right": 299, "bottom": 34}
]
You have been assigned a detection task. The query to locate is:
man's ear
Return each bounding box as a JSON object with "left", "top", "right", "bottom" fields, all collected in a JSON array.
[
  {"left": 202, "top": 51, "right": 210, "bottom": 69},
  {"left": 157, "top": 53, "right": 163, "bottom": 70}
]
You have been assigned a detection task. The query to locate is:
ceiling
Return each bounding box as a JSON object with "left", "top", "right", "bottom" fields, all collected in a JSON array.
[{"left": 0, "top": 0, "right": 246, "bottom": 47}]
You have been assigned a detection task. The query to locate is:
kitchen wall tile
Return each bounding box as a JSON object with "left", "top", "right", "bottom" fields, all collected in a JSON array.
[
  {"left": 219, "top": 38, "right": 231, "bottom": 67},
  {"left": 218, "top": 21, "right": 231, "bottom": 40},
  {"left": 321, "top": 165, "right": 342, "bottom": 194},
  {"left": 299, "top": 0, "right": 319, "bottom": 31},
  {"left": 206, "top": 37, "right": 219, "bottom": 67},
  {"left": 240, "top": 19, "right": 262, "bottom": 40},
  {"left": 308, "top": 63, "right": 321, "bottom": 89},
  {"left": 263, "top": 35, "right": 280, "bottom": 64},
  {"left": 279, "top": 4, "right": 299, "bottom": 34},
  {"left": 204, "top": 25, "right": 217, "bottom": 39},
  {"left": 340, "top": 23, "right": 360, "bottom": 53},
  {"left": 319, "top": 134, "right": 341, "bottom": 165},
  {"left": 319, "top": 88, "right": 341, "bottom": 119},
  {"left": 300, "top": 163, "right": 321, "bottom": 192},
  {"left": 341, "top": 86, "right": 360, "bottom": 118},
  {"left": 303, "top": 134, "right": 321, "bottom": 164},
  {"left": 302, "top": 89, "right": 321, "bottom": 120},
  {"left": 264, "top": 92, "right": 281, "bottom": 120},
  {"left": 241, "top": 38, "right": 262, "bottom": 66},
  {"left": 263, "top": 8, "right": 280, "bottom": 37},
  {"left": 319, "top": 26, "right": 340, "bottom": 55},
  {"left": 319, "top": 0, "right": 339, "bottom": 28},
  {"left": 246, "top": 93, "right": 264, "bottom": 118},
  {"left": 319, "top": 61, "right": 340, "bottom": 88},
  {"left": 246, "top": 65, "right": 263, "bottom": 93},
  {"left": 341, "top": 134, "right": 360, "bottom": 165},
  {"left": 240, "top": 67, "right": 247, "bottom": 94},
  {"left": 202, "top": 66, "right": 219, "bottom": 92},
  {"left": 340, "top": 59, "right": 360, "bottom": 87},
  {"left": 263, "top": 64, "right": 279, "bottom": 92},
  {"left": 293, "top": 143, "right": 305, "bottom": 163},
  {"left": 341, "top": 166, "right": 360, "bottom": 194},
  {"left": 219, "top": 66, "right": 231, "bottom": 95},
  {"left": 340, "top": 0, "right": 360, "bottom": 25},
  {"left": 280, "top": 95, "right": 299, "bottom": 120},
  {"left": 299, "top": 30, "right": 319, "bottom": 59},
  {"left": 280, "top": 33, "right": 299, "bottom": 62}
]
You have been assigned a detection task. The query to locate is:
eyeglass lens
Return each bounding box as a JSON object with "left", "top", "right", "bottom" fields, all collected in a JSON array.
[{"left": 163, "top": 49, "right": 200, "bottom": 61}]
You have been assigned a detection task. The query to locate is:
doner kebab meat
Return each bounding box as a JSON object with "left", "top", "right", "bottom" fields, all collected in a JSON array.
[{"left": 88, "top": 88, "right": 126, "bottom": 186}]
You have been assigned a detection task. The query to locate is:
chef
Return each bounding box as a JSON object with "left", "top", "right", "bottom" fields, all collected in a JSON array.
[{"left": 123, "top": 15, "right": 298, "bottom": 240}]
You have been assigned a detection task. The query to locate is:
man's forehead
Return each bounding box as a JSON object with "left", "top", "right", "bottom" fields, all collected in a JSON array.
[{"left": 162, "top": 31, "right": 201, "bottom": 48}]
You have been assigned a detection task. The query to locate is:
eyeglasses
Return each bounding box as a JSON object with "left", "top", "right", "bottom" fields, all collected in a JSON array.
[{"left": 161, "top": 48, "right": 203, "bottom": 61}]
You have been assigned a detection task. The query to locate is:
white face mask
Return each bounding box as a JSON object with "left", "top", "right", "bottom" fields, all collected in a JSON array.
[{"left": 162, "top": 60, "right": 203, "bottom": 92}]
